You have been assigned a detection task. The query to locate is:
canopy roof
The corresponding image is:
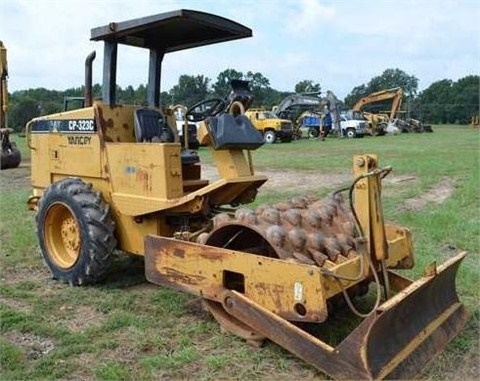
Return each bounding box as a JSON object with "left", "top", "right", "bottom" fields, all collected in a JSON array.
[{"left": 91, "top": 9, "right": 252, "bottom": 52}]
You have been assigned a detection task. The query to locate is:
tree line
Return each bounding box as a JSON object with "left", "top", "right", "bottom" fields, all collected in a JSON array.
[{"left": 6, "top": 68, "right": 479, "bottom": 132}]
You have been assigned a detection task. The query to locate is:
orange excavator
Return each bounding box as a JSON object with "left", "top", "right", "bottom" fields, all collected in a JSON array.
[
  {"left": 353, "top": 87, "right": 433, "bottom": 134},
  {"left": 352, "top": 87, "right": 404, "bottom": 136}
]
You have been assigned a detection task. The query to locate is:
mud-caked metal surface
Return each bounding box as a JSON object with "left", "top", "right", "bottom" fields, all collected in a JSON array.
[
  {"left": 196, "top": 193, "right": 369, "bottom": 337},
  {"left": 198, "top": 193, "right": 361, "bottom": 268}
]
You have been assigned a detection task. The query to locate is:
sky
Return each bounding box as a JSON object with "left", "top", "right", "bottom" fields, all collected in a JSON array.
[{"left": 1, "top": 0, "right": 479, "bottom": 100}]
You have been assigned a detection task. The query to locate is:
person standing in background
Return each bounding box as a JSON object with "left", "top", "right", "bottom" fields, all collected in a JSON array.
[{"left": 320, "top": 105, "right": 332, "bottom": 141}]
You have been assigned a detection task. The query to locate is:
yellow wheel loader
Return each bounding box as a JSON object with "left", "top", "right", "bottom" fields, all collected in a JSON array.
[{"left": 26, "top": 10, "right": 468, "bottom": 380}]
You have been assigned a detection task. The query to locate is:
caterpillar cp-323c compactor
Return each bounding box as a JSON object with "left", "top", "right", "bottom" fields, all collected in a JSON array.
[{"left": 25, "top": 10, "right": 468, "bottom": 380}]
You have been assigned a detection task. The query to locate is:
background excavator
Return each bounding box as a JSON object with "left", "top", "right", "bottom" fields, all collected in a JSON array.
[
  {"left": 352, "top": 87, "right": 404, "bottom": 136},
  {"left": 1, "top": 41, "right": 22, "bottom": 169},
  {"left": 352, "top": 87, "right": 433, "bottom": 135},
  {"left": 274, "top": 91, "right": 341, "bottom": 138},
  {"left": 25, "top": 10, "right": 466, "bottom": 380}
]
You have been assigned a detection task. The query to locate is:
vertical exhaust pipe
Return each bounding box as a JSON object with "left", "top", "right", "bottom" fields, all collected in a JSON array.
[{"left": 84, "top": 51, "right": 96, "bottom": 107}]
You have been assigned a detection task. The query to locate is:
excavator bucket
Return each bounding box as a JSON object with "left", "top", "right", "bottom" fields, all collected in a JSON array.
[
  {"left": 1, "top": 144, "right": 21, "bottom": 169},
  {"left": 145, "top": 235, "right": 469, "bottom": 380},
  {"left": 1, "top": 129, "right": 21, "bottom": 170}
]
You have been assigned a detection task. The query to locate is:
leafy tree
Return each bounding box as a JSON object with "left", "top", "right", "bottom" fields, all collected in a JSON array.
[
  {"left": 8, "top": 97, "right": 41, "bottom": 131},
  {"left": 135, "top": 84, "right": 147, "bottom": 105},
  {"left": 92, "top": 84, "right": 102, "bottom": 101},
  {"left": 212, "top": 69, "right": 243, "bottom": 98},
  {"left": 160, "top": 91, "right": 170, "bottom": 108},
  {"left": 344, "top": 84, "right": 368, "bottom": 109},
  {"left": 369, "top": 68, "right": 418, "bottom": 97},
  {"left": 119, "top": 85, "right": 136, "bottom": 104},
  {"left": 63, "top": 86, "right": 84, "bottom": 98},
  {"left": 344, "top": 68, "right": 418, "bottom": 108},
  {"left": 245, "top": 71, "right": 271, "bottom": 107},
  {"left": 267, "top": 90, "right": 292, "bottom": 109},
  {"left": 169, "top": 75, "right": 211, "bottom": 107},
  {"left": 416, "top": 75, "right": 479, "bottom": 124},
  {"left": 294, "top": 80, "right": 321, "bottom": 94},
  {"left": 451, "top": 75, "right": 479, "bottom": 124},
  {"left": 415, "top": 79, "right": 453, "bottom": 123}
]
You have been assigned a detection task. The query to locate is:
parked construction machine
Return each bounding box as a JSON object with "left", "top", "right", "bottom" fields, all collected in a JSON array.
[
  {"left": 352, "top": 87, "right": 433, "bottom": 135},
  {"left": 352, "top": 87, "right": 404, "bottom": 136},
  {"left": 26, "top": 10, "right": 468, "bottom": 380},
  {"left": 274, "top": 91, "right": 344, "bottom": 139},
  {"left": 1, "top": 40, "right": 21, "bottom": 169}
]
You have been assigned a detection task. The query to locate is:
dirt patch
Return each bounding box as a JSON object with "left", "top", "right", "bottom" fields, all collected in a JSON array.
[
  {"left": 101, "top": 328, "right": 144, "bottom": 364},
  {"left": 1, "top": 266, "right": 50, "bottom": 286},
  {"left": 3, "top": 330, "right": 55, "bottom": 360},
  {"left": 258, "top": 168, "right": 350, "bottom": 192},
  {"left": 61, "top": 305, "right": 107, "bottom": 333},
  {"left": 385, "top": 175, "right": 418, "bottom": 184},
  {"left": 403, "top": 177, "right": 455, "bottom": 211},
  {"left": 64, "top": 353, "right": 96, "bottom": 381},
  {"left": 0, "top": 161, "right": 31, "bottom": 191},
  {"left": 0, "top": 296, "right": 33, "bottom": 313},
  {"left": 202, "top": 164, "right": 350, "bottom": 193},
  {"left": 202, "top": 165, "right": 421, "bottom": 196}
]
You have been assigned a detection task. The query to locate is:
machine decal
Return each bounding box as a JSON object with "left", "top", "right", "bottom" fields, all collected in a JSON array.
[
  {"left": 68, "top": 119, "right": 95, "bottom": 132},
  {"left": 294, "top": 282, "right": 303, "bottom": 302},
  {"left": 31, "top": 119, "right": 96, "bottom": 133},
  {"left": 67, "top": 135, "right": 92, "bottom": 145}
]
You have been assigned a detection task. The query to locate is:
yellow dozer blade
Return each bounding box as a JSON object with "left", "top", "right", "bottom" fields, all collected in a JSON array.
[
  {"left": 145, "top": 236, "right": 468, "bottom": 380},
  {"left": 218, "top": 253, "right": 469, "bottom": 380}
]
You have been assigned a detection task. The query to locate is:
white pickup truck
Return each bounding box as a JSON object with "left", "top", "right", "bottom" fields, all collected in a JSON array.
[
  {"left": 174, "top": 108, "right": 200, "bottom": 149},
  {"left": 339, "top": 111, "right": 366, "bottom": 138}
]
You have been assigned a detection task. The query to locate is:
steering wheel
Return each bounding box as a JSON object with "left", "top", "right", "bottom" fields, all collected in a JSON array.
[{"left": 186, "top": 98, "right": 226, "bottom": 122}]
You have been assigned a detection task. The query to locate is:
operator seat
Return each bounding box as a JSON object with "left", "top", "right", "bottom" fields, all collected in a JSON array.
[
  {"left": 134, "top": 108, "right": 175, "bottom": 143},
  {"left": 133, "top": 108, "right": 200, "bottom": 166}
]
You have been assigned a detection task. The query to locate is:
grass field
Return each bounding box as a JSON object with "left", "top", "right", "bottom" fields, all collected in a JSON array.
[{"left": 1, "top": 125, "right": 479, "bottom": 380}]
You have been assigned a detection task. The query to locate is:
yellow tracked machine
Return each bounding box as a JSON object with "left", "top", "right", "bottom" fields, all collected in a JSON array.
[{"left": 26, "top": 10, "right": 468, "bottom": 380}]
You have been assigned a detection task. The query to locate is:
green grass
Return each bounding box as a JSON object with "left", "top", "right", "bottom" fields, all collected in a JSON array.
[{"left": 1, "top": 126, "right": 479, "bottom": 380}]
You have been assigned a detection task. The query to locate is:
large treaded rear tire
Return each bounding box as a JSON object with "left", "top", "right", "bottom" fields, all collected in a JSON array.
[{"left": 36, "top": 178, "right": 116, "bottom": 286}]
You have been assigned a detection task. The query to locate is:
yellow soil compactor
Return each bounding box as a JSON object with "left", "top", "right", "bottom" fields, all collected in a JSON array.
[{"left": 26, "top": 10, "right": 468, "bottom": 380}]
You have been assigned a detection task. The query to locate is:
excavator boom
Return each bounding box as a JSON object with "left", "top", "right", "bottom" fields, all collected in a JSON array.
[
  {"left": 1, "top": 40, "right": 8, "bottom": 129},
  {"left": 351, "top": 87, "right": 404, "bottom": 136},
  {"left": 352, "top": 87, "right": 404, "bottom": 120}
]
